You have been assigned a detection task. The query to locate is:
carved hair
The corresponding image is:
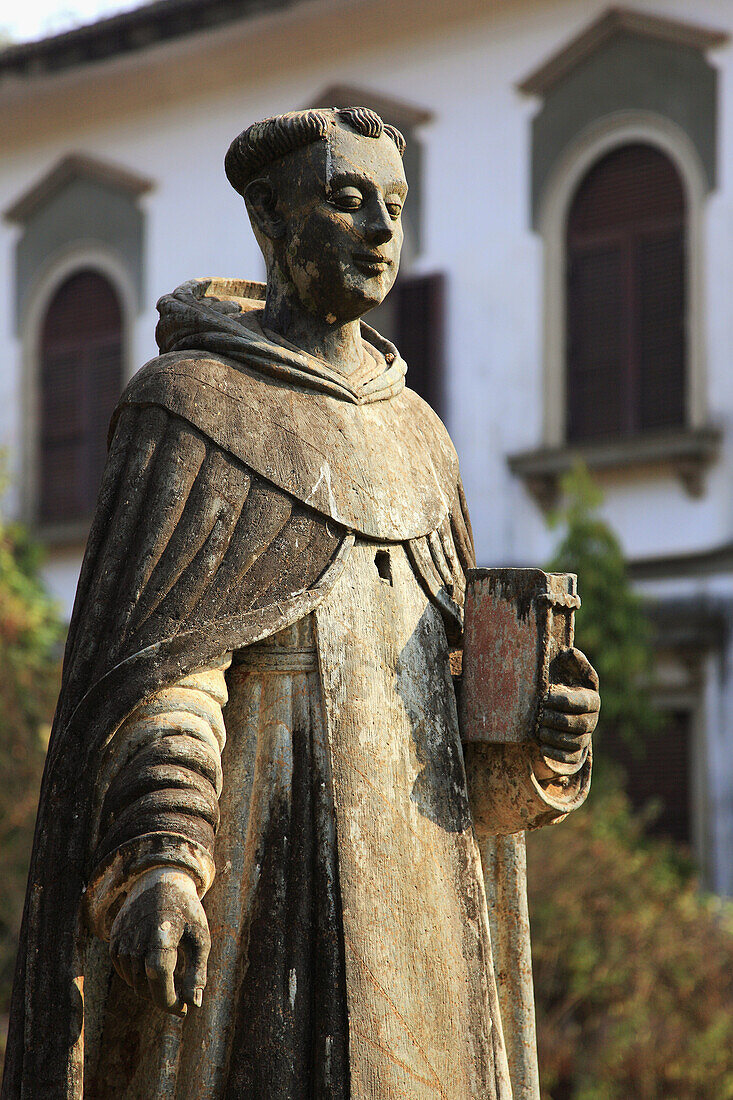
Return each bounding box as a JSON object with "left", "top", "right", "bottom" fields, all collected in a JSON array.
[{"left": 225, "top": 107, "right": 406, "bottom": 197}]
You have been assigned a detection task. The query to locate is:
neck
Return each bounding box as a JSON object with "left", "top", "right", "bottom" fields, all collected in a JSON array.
[{"left": 263, "top": 279, "right": 365, "bottom": 376}]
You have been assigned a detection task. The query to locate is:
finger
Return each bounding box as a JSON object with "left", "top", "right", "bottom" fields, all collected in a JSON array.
[
  {"left": 545, "top": 685, "right": 600, "bottom": 715},
  {"left": 145, "top": 947, "right": 185, "bottom": 1016},
  {"left": 538, "top": 753, "right": 586, "bottom": 777},
  {"left": 177, "top": 925, "right": 210, "bottom": 1009},
  {"left": 540, "top": 743, "right": 588, "bottom": 767},
  {"left": 555, "top": 647, "right": 599, "bottom": 690},
  {"left": 539, "top": 727, "right": 592, "bottom": 752},
  {"left": 540, "top": 708, "right": 597, "bottom": 734}
]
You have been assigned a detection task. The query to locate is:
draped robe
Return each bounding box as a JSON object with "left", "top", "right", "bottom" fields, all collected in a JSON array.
[{"left": 2, "top": 279, "right": 590, "bottom": 1100}]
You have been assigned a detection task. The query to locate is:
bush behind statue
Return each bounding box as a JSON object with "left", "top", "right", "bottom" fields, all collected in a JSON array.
[
  {"left": 0, "top": 515, "right": 61, "bottom": 1048},
  {"left": 530, "top": 466, "right": 733, "bottom": 1099},
  {"left": 528, "top": 786, "right": 733, "bottom": 1099}
]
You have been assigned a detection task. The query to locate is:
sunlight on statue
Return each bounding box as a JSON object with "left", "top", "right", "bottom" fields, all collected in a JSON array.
[{"left": 4, "top": 107, "right": 599, "bottom": 1100}]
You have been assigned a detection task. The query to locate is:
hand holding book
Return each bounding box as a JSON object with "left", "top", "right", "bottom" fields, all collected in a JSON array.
[
  {"left": 459, "top": 569, "right": 599, "bottom": 773},
  {"left": 537, "top": 646, "right": 599, "bottom": 777}
]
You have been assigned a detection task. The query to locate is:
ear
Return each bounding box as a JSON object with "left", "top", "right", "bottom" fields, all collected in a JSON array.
[{"left": 244, "top": 179, "right": 285, "bottom": 240}]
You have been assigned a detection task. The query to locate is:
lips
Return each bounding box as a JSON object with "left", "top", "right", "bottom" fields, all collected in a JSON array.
[{"left": 352, "top": 251, "right": 392, "bottom": 273}]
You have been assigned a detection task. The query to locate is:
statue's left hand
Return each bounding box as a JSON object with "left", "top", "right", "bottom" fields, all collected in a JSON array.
[{"left": 538, "top": 647, "right": 600, "bottom": 773}]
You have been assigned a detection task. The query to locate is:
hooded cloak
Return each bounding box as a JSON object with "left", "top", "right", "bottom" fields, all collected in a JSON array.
[{"left": 3, "top": 279, "right": 589, "bottom": 1100}]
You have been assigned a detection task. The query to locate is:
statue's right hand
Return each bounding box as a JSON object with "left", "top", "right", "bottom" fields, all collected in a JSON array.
[{"left": 109, "top": 867, "right": 210, "bottom": 1017}]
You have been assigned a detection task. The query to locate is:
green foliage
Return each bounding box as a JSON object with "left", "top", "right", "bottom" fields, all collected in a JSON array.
[
  {"left": 530, "top": 462, "right": 733, "bottom": 1097},
  {"left": 0, "top": 511, "right": 61, "bottom": 1037},
  {"left": 528, "top": 788, "right": 733, "bottom": 1099},
  {"left": 547, "top": 464, "right": 659, "bottom": 750}
]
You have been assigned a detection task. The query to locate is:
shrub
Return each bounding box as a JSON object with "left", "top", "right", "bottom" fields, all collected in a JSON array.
[
  {"left": 528, "top": 788, "right": 733, "bottom": 1099},
  {"left": 531, "top": 464, "right": 733, "bottom": 1098},
  {"left": 0, "top": 517, "right": 61, "bottom": 1048}
]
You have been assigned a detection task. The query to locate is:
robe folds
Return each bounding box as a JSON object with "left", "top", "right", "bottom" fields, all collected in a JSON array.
[{"left": 2, "top": 279, "right": 590, "bottom": 1100}]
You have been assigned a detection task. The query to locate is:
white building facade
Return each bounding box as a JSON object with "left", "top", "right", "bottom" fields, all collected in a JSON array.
[{"left": 0, "top": 0, "right": 732, "bottom": 891}]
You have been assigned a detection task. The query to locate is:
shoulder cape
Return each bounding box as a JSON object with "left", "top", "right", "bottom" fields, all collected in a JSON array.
[{"left": 121, "top": 276, "right": 460, "bottom": 543}]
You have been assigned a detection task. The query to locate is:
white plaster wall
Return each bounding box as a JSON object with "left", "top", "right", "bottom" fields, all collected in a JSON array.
[{"left": 0, "top": 0, "right": 730, "bottom": 605}]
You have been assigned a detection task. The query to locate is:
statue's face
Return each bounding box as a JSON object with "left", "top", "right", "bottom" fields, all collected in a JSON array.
[{"left": 275, "top": 124, "right": 407, "bottom": 323}]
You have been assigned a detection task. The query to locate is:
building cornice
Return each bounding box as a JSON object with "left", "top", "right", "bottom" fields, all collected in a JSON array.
[{"left": 629, "top": 544, "right": 733, "bottom": 584}]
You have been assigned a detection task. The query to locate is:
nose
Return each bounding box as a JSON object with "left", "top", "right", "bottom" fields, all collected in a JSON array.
[{"left": 364, "top": 195, "right": 393, "bottom": 245}]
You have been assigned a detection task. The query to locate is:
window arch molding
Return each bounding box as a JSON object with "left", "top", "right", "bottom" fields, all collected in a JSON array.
[
  {"left": 538, "top": 110, "right": 707, "bottom": 448},
  {"left": 20, "top": 241, "right": 135, "bottom": 537}
]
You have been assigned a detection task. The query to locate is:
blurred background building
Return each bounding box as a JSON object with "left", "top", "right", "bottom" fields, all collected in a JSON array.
[{"left": 0, "top": 0, "right": 731, "bottom": 894}]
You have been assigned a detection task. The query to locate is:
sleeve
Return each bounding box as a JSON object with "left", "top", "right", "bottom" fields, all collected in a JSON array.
[
  {"left": 84, "top": 659, "right": 231, "bottom": 940},
  {"left": 2, "top": 391, "right": 354, "bottom": 1094},
  {"left": 63, "top": 403, "right": 348, "bottom": 941},
  {"left": 464, "top": 741, "right": 592, "bottom": 838}
]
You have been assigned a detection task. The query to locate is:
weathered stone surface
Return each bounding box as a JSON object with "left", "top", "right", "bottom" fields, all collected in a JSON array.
[
  {"left": 2, "top": 106, "right": 599, "bottom": 1099},
  {"left": 461, "top": 568, "right": 580, "bottom": 744}
]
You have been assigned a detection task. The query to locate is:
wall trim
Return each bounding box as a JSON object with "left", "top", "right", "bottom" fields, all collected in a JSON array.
[
  {"left": 629, "top": 543, "right": 733, "bottom": 583},
  {"left": 508, "top": 425, "right": 722, "bottom": 509},
  {"left": 311, "top": 85, "right": 433, "bottom": 128}
]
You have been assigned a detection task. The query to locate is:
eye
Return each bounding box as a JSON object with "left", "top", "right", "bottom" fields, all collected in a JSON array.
[
  {"left": 330, "top": 186, "right": 363, "bottom": 211},
  {"left": 384, "top": 193, "right": 404, "bottom": 219}
]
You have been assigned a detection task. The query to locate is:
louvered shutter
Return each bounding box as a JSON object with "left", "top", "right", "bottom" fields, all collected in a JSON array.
[
  {"left": 601, "top": 710, "right": 692, "bottom": 845},
  {"left": 395, "top": 273, "right": 446, "bottom": 416},
  {"left": 39, "top": 271, "right": 123, "bottom": 525},
  {"left": 567, "top": 245, "right": 625, "bottom": 439},
  {"left": 638, "top": 230, "right": 686, "bottom": 430},
  {"left": 566, "top": 144, "right": 686, "bottom": 442}
]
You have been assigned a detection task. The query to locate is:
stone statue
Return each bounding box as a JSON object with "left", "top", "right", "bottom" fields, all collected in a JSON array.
[{"left": 2, "top": 107, "right": 599, "bottom": 1100}]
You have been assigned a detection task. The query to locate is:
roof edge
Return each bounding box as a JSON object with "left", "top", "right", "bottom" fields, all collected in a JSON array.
[{"left": 0, "top": 0, "right": 306, "bottom": 82}]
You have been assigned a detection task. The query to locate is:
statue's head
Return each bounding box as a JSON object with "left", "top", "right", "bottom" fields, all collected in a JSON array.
[{"left": 225, "top": 107, "right": 407, "bottom": 324}]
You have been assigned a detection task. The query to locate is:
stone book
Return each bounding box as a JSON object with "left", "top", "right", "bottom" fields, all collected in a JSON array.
[{"left": 460, "top": 568, "right": 581, "bottom": 744}]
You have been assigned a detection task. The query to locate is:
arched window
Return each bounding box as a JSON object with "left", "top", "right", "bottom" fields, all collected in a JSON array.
[
  {"left": 39, "top": 270, "right": 123, "bottom": 524},
  {"left": 566, "top": 143, "right": 686, "bottom": 442}
]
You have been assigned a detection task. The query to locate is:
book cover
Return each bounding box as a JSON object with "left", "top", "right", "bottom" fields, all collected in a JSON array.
[{"left": 460, "top": 568, "right": 580, "bottom": 744}]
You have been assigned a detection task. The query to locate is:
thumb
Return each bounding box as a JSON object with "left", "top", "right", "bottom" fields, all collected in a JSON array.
[
  {"left": 178, "top": 919, "right": 210, "bottom": 1009},
  {"left": 551, "top": 646, "right": 599, "bottom": 691}
]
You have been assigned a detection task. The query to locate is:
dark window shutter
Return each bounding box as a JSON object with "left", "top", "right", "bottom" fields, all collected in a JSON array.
[
  {"left": 567, "top": 245, "right": 625, "bottom": 439},
  {"left": 39, "top": 270, "right": 123, "bottom": 524},
  {"left": 566, "top": 144, "right": 686, "bottom": 442},
  {"left": 637, "top": 230, "right": 686, "bottom": 430},
  {"left": 395, "top": 273, "right": 446, "bottom": 416},
  {"left": 601, "top": 710, "right": 692, "bottom": 845}
]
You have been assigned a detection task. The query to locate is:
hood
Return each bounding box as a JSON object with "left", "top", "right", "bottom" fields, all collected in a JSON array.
[{"left": 156, "top": 277, "right": 406, "bottom": 405}]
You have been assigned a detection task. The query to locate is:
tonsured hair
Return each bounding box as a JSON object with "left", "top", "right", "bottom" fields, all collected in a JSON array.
[{"left": 225, "top": 107, "right": 406, "bottom": 197}]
